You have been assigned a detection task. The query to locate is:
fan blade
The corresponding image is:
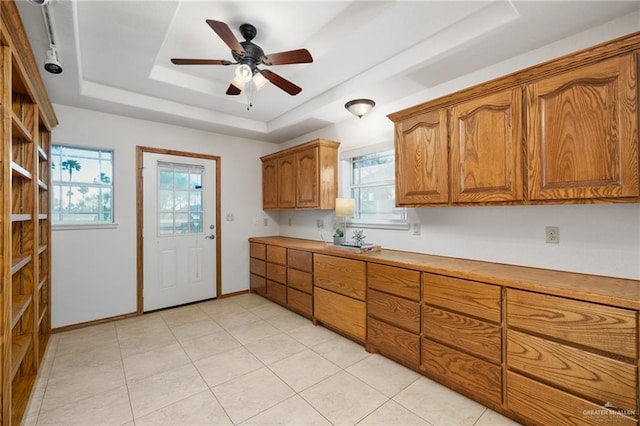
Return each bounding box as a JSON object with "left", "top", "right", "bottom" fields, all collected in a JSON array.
[
  {"left": 260, "top": 69, "right": 302, "bottom": 95},
  {"left": 226, "top": 84, "right": 242, "bottom": 95},
  {"left": 263, "top": 49, "right": 313, "bottom": 66},
  {"left": 207, "top": 20, "right": 246, "bottom": 57},
  {"left": 171, "top": 58, "right": 232, "bottom": 65}
]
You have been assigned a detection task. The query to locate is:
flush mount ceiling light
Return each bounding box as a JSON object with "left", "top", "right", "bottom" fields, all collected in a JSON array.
[{"left": 345, "top": 99, "right": 375, "bottom": 118}]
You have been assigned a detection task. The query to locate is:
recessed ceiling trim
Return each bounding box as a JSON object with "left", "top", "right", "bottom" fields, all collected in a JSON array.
[{"left": 80, "top": 80, "right": 268, "bottom": 133}]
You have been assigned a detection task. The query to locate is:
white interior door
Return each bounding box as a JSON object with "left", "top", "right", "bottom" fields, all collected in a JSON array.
[{"left": 142, "top": 152, "right": 217, "bottom": 311}]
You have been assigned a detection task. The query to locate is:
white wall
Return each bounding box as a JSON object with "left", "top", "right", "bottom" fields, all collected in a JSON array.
[
  {"left": 51, "top": 105, "right": 279, "bottom": 328},
  {"left": 277, "top": 14, "right": 640, "bottom": 281}
]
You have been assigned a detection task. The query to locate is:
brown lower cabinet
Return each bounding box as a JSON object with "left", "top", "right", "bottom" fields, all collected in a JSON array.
[{"left": 248, "top": 237, "right": 640, "bottom": 426}]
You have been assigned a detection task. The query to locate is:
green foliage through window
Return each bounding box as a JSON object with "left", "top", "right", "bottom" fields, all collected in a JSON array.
[{"left": 51, "top": 145, "right": 114, "bottom": 224}]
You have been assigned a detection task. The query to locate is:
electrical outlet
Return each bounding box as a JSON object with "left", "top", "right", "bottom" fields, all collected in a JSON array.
[
  {"left": 316, "top": 219, "right": 324, "bottom": 229},
  {"left": 412, "top": 223, "right": 421, "bottom": 236},
  {"left": 263, "top": 218, "right": 268, "bottom": 226},
  {"left": 545, "top": 226, "right": 559, "bottom": 244}
]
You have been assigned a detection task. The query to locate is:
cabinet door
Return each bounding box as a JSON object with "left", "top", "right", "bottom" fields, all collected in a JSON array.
[
  {"left": 450, "top": 88, "right": 523, "bottom": 203},
  {"left": 262, "top": 159, "right": 278, "bottom": 209},
  {"left": 527, "top": 54, "right": 639, "bottom": 200},
  {"left": 395, "top": 109, "right": 449, "bottom": 205},
  {"left": 277, "top": 154, "right": 297, "bottom": 208},
  {"left": 295, "top": 147, "right": 319, "bottom": 208}
]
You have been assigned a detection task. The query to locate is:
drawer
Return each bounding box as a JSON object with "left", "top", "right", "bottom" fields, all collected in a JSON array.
[
  {"left": 423, "top": 306, "right": 501, "bottom": 364},
  {"left": 422, "top": 338, "right": 502, "bottom": 407},
  {"left": 368, "top": 263, "right": 420, "bottom": 301},
  {"left": 507, "top": 289, "right": 637, "bottom": 358},
  {"left": 267, "top": 280, "right": 287, "bottom": 305},
  {"left": 249, "top": 242, "right": 265, "bottom": 260},
  {"left": 287, "top": 287, "right": 312, "bottom": 317},
  {"left": 288, "top": 249, "right": 312, "bottom": 272},
  {"left": 507, "top": 330, "right": 637, "bottom": 411},
  {"left": 314, "top": 287, "right": 366, "bottom": 342},
  {"left": 266, "top": 245, "right": 287, "bottom": 265},
  {"left": 314, "top": 254, "right": 366, "bottom": 300},
  {"left": 249, "top": 258, "right": 265, "bottom": 277},
  {"left": 368, "top": 317, "right": 420, "bottom": 367},
  {"left": 423, "top": 273, "right": 501, "bottom": 323},
  {"left": 368, "top": 289, "right": 420, "bottom": 333},
  {"left": 506, "top": 371, "right": 638, "bottom": 426},
  {"left": 250, "top": 273, "right": 266, "bottom": 296},
  {"left": 266, "top": 262, "right": 286, "bottom": 284},
  {"left": 287, "top": 268, "right": 312, "bottom": 294}
]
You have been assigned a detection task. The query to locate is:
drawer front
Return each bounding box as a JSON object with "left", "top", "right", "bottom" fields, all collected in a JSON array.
[
  {"left": 314, "top": 254, "right": 366, "bottom": 300},
  {"left": 288, "top": 249, "right": 312, "bottom": 272},
  {"left": 267, "top": 280, "right": 287, "bottom": 305},
  {"left": 423, "top": 273, "right": 501, "bottom": 323},
  {"left": 368, "top": 317, "right": 420, "bottom": 367},
  {"left": 506, "top": 371, "right": 638, "bottom": 426},
  {"left": 266, "top": 245, "right": 287, "bottom": 265},
  {"left": 314, "top": 287, "right": 366, "bottom": 341},
  {"left": 507, "top": 289, "right": 637, "bottom": 359},
  {"left": 266, "top": 262, "right": 287, "bottom": 284},
  {"left": 249, "top": 258, "right": 265, "bottom": 277},
  {"left": 368, "top": 263, "right": 420, "bottom": 301},
  {"left": 250, "top": 273, "right": 266, "bottom": 296},
  {"left": 249, "top": 242, "right": 266, "bottom": 260},
  {"left": 287, "top": 287, "right": 312, "bottom": 317},
  {"left": 423, "top": 306, "right": 501, "bottom": 364},
  {"left": 507, "top": 330, "right": 637, "bottom": 411},
  {"left": 287, "top": 268, "right": 312, "bottom": 294},
  {"left": 368, "top": 289, "right": 420, "bottom": 333},
  {"left": 422, "top": 338, "right": 502, "bottom": 407}
]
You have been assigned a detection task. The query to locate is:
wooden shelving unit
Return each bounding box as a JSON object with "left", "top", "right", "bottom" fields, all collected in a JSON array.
[{"left": 1, "top": 2, "right": 57, "bottom": 424}]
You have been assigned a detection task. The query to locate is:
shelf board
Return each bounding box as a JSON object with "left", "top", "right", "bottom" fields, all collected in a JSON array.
[
  {"left": 11, "top": 370, "right": 36, "bottom": 426},
  {"left": 11, "top": 110, "right": 33, "bottom": 142},
  {"left": 38, "top": 180, "right": 48, "bottom": 190},
  {"left": 37, "top": 145, "right": 47, "bottom": 160},
  {"left": 11, "top": 255, "right": 32, "bottom": 275},
  {"left": 11, "top": 161, "right": 32, "bottom": 180},
  {"left": 38, "top": 306, "right": 48, "bottom": 326},
  {"left": 38, "top": 276, "right": 47, "bottom": 291},
  {"left": 38, "top": 244, "right": 47, "bottom": 254},
  {"left": 10, "top": 334, "right": 33, "bottom": 380},
  {"left": 11, "top": 295, "right": 32, "bottom": 328},
  {"left": 11, "top": 214, "right": 32, "bottom": 222},
  {"left": 38, "top": 213, "right": 48, "bottom": 220}
]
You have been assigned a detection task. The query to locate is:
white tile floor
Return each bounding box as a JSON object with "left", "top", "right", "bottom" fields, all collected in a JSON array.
[{"left": 24, "top": 293, "right": 521, "bottom": 425}]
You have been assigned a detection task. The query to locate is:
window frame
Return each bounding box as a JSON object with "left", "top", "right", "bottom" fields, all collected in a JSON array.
[
  {"left": 50, "top": 144, "right": 115, "bottom": 229},
  {"left": 340, "top": 143, "right": 408, "bottom": 231}
]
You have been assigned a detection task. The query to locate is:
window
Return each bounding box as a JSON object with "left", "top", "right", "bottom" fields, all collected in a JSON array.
[
  {"left": 344, "top": 148, "right": 407, "bottom": 228},
  {"left": 51, "top": 145, "right": 113, "bottom": 224},
  {"left": 157, "top": 162, "right": 204, "bottom": 235}
]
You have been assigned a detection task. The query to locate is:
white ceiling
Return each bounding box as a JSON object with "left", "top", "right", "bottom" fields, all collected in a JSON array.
[{"left": 16, "top": 0, "right": 640, "bottom": 143}]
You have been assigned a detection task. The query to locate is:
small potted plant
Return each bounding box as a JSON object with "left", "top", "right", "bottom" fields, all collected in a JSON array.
[{"left": 333, "top": 228, "right": 345, "bottom": 245}]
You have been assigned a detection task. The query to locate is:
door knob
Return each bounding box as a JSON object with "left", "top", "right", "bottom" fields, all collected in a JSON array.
[{"left": 205, "top": 234, "right": 215, "bottom": 240}]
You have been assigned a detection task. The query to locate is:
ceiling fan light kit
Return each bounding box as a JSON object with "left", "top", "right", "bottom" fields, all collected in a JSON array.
[
  {"left": 171, "top": 19, "right": 313, "bottom": 107},
  {"left": 345, "top": 99, "right": 375, "bottom": 118}
]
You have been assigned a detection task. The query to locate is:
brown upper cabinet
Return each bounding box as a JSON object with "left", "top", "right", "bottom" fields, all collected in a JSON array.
[
  {"left": 527, "top": 53, "right": 638, "bottom": 200},
  {"left": 395, "top": 109, "right": 449, "bottom": 205},
  {"left": 261, "top": 139, "right": 340, "bottom": 210},
  {"left": 389, "top": 32, "right": 640, "bottom": 206},
  {"left": 450, "top": 87, "right": 523, "bottom": 203}
]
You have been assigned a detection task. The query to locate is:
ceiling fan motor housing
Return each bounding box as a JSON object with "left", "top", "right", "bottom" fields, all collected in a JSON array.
[{"left": 233, "top": 41, "right": 264, "bottom": 70}]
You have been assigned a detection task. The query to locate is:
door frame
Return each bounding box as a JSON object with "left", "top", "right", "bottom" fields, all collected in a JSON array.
[{"left": 136, "top": 146, "right": 222, "bottom": 315}]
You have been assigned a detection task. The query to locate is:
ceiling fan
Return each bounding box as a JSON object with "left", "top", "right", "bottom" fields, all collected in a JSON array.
[{"left": 171, "top": 20, "right": 313, "bottom": 96}]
